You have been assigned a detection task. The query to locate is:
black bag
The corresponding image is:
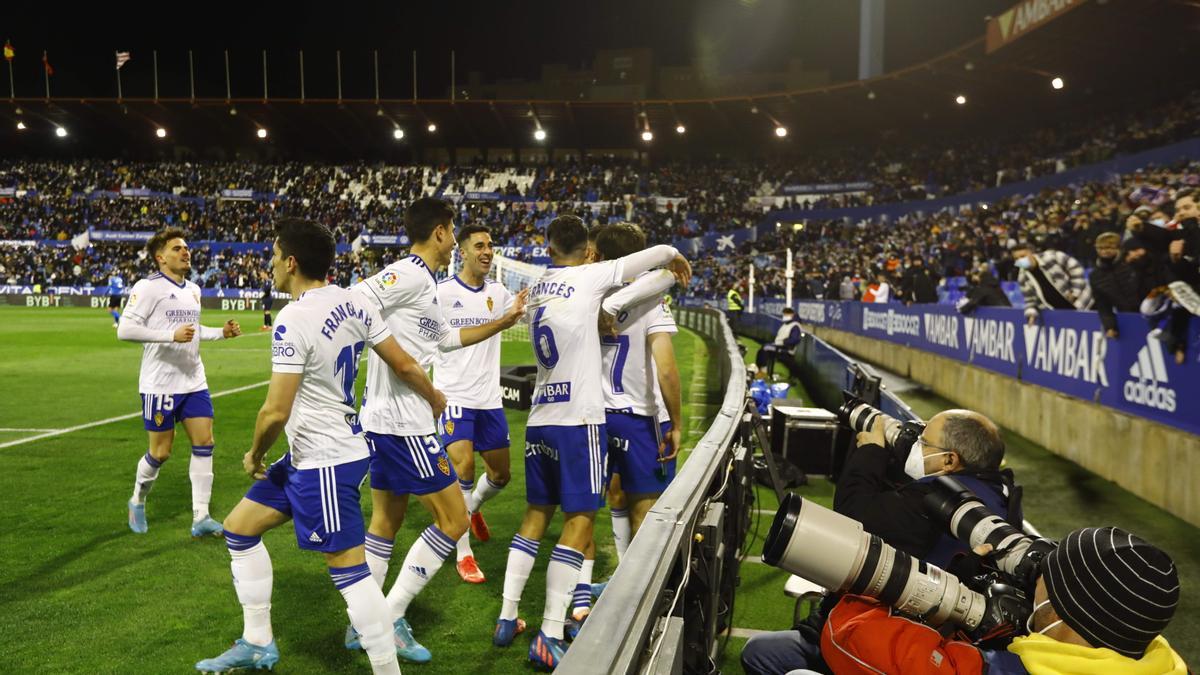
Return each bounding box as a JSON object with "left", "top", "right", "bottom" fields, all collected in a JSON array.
[{"left": 754, "top": 453, "right": 807, "bottom": 489}]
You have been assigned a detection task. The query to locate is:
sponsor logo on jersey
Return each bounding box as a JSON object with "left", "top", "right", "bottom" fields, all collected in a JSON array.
[
  {"left": 309, "top": 531, "right": 323, "bottom": 543},
  {"left": 533, "top": 382, "right": 572, "bottom": 404},
  {"left": 443, "top": 420, "right": 455, "bottom": 435},
  {"left": 487, "top": 296, "right": 494, "bottom": 312},
  {"left": 525, "top": 440, "right": 559, "bottom": 460},
  {"left": 272, "top": 324, "right": 298, "bottom": 358},
  {"left": 1122, "top": 334, "right": 1176, "bottom": 412},
  {"left": 274, "top": 325, "right": 287, "bottom": 341},
  {"left": 437, "top": 454, "right": 451, "bottom": 476},
  {"left": 379, "top": 271, "right": 399, "bottom": 287},
  {"left": 452, "top": 300, "right": 464, "bottom": 309}
]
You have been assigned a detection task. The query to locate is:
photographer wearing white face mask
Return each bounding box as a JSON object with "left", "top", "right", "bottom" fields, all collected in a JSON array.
[{"left": 834, "top": 409, "right": 1020, "bottom": 570}]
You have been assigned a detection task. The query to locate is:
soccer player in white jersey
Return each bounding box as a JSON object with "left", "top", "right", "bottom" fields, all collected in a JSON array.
[
  {"left": 349, "top": 198, "right": 527, "bottom": 664},
  {"left": 493, "top": 214, "right": 690, "bottom": 669},
  {"left": 196, "top": 218, "right": 428, "bottom": 675},
  {"left": 564, "top": 222, "right": 684, "bottom": 634},
  {"left": 118, "top": 228, "right": 241, "bottom": 537},
  {"left": 435, "top": 222, "right": 516, "bottom": 584}
]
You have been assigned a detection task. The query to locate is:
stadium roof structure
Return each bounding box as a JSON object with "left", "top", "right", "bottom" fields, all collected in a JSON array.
[{"left": 1, "top": 0, "right": 1197, "bottom": 160}]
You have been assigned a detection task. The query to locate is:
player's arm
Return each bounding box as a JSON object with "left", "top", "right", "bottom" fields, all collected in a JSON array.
[
  {"left": 199, "top": 320, "right": 242, "bottom": 340},
  {"left": 116, "top": 283, "right": 193, "bottom": 343},
  {"left": 601, "top": 270, "right": 675, "bottom": 317},
  {"left": 648, "top": 331, "right": 683, "bottom": 462},
  {"left": 614, "top": 244, "right": 691, "bottom": 286},
  {"left": 244, "top": 371, "right": 302, "bottom": 478},
  {"left": 448, "top": 287, "right": 529, "bottom": 350},
  {"left": 372, "top": 335, "right": 447, "bottom": 420}
]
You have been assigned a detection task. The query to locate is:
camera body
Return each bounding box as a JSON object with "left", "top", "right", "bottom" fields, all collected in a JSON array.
[{"left": 838, "top": 395, "right": 926, "bottom": 459}]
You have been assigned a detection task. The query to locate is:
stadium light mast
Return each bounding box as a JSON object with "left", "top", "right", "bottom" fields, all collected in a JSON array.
[{"left": 785, "top": 248, "right": 794, "bottom": 308}]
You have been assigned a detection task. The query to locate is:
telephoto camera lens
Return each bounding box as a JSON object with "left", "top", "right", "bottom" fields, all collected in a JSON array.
[
  {"left": 924, "top": 475, "right": 1057, "bottom": 590},
  {"left": 837, "top": 397, "right": 925, "bottom": 456},
  {"left": 763, "top": 492, "right": 988, "bottom": 630}
]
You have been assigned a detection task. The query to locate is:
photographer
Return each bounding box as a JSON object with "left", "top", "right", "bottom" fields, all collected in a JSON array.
[
  {"left": 835, "top": 409, "right": 1018, "bottom": 568},
  {"left": 756, "top": 307, "right": 804, "bottom": 378},
  {"left": 820, "top": 526, "right": 1185, "bottom": 674}
]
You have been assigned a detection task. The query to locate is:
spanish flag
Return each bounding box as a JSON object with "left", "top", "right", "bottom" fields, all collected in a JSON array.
[{"left": 3, "top": 40, "right": 13, "bottom": 62}]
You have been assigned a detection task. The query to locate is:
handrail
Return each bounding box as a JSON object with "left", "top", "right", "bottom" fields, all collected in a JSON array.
[{"left": 558, "top": 306, "right": 746, "bottom": 674}]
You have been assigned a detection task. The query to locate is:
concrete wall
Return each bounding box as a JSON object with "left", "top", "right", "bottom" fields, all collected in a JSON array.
[{"left": 814, "top": 326, "right": 1200, "bottom": 528}]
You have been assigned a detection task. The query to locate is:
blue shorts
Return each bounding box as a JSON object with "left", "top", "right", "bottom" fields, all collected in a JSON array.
[
  {"left": 440, "top": 406, "right": 510, "bottom": 452},
  {"left": 141, "top": 390, "right": 214, "bottom": 431},
  {"left": 524, "top": 424, "right": 608, "bottom": 513},
  {"left": 607, "top": 412, "right": 675, "bottom": 494},
  {"left": 367, "top": 432, "right": 457, "bottom": 496},
  {"left": 245, "top": 452, "right": 369, "bottom": 553}
]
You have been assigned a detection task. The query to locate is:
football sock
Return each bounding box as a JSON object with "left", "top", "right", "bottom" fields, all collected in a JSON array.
[
  {"left": 365, "top": 533, "right": 394, "bottom": 588},
  {"left": 612, "top": 508, "right": 631, "bottom": 561},
  {"left": 332, "top": 564, "right": 401, "bottom": 675},
  {"left": 457, "top": 480, "right": 474, "bottom": 560},
  {"left": 573, "top": 558, "right": 595, "bottom": 616},
  {"left": 131, "top": 451, "right": 163, "bottom": 505},
  {"left": 226, "top": 532, "right": 273, "bottom": 647},
  {"left": 543, "top": 545, "right": 585, "bottom": 640},
  {"left": 470, "top": 475, "right": 506, "bottom": 513},
  {"left": 190, "top": 445, "right": 214, "bottom": 521},
  {"left": 500, "top": 534, "right": 540, "bottom": 620},
  {"left": 386, "top": 525, "right": 454, "bottom": 620}
]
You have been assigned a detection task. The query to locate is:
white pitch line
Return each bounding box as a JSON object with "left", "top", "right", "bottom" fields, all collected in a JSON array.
[
  {"left": 0, "top": 380, "right": 270, "bottom": 449},
  {"left": 728, "top": 627, "right": 767, "bottom": 639},
  {"left": 0, "top": 427, "right": 63, "bottom": 432}
]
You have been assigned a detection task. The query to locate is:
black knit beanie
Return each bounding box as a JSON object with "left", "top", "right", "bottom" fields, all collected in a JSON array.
[{"left": 1040, "top": 527, "right": 1179, "bottom": 658}]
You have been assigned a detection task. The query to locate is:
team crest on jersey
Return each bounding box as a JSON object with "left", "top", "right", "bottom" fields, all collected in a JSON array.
[
  {"left": 379, "top": 271, "right": 399, "bottom": 287},
  {"left": 437, "top": 454, "right": 451, "bottom": 476},
  {"left": 154, "top": 412, "right": 164, "bottom": 426},
  {"left": 487, "top": 296, "right": 494, "bottom": 312},
  {"left": 443, "top": 419, "right": 455, "bottom": 435}
]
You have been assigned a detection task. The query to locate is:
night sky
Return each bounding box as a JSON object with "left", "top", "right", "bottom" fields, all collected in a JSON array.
[{"left": 3, "top": 0, "right": 1014, "bottom": 101}]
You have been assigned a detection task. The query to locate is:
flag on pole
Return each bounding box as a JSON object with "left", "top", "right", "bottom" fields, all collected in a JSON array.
[
  {"left": 3, "top": 40, "right": 13, "bottom": 61},
  {"left": 42, "top": 51, "right": 53, "bottom": 75},
  {"left": 116, "top": 51, "right": 130, "bottom": 70}
]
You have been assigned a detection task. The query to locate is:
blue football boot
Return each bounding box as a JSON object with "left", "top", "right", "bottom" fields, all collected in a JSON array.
[
  {"left": 493, "top": 617, "right": 526, "bottom": 647},
  {"left": 393, "top": 617, "right": 432, "bottom": 663},
  {"left": 128, "top": 500, "right": 147, "bottom": 534},
  {"left": 195, "top": 639, "right": 279, "bottom": 672}
]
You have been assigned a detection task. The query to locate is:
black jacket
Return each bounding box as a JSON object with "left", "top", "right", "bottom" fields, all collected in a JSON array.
[
  {"left": 1088, "top": 258, "right": 1142, "bottom": 332},
  {"left": 958, "top": 272, "right": 1011, "bottom": 313},
  {"left": 833, "top": 443, "right": 1018, "bottom": 564},
  {"left": 903, "top": 267, "right": 940, "bottom": 304}
]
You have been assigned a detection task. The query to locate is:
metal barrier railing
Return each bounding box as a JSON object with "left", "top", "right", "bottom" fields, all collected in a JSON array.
[{"left": 558, "top": 307, "right": 747, "bottom": 674}]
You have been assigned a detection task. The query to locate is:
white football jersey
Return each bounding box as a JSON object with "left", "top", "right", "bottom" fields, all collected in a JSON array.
[
  {"left": 354, "top": 254, "right": 448, "bottom": 436},
  {"left": 434, "top": 276, "right": 513, "bottom": 409},
  {"left": 601, "top": 287, "right": 677, "bottom": 422},
  {"left": 122, "top": 273, "right": 209, "bottom": 395},
  {"left": 526, "top": 260, "right": 627, "bottom": 427},
  {"left": 270, "top": 285, "right": 390, "bottom": 469}
]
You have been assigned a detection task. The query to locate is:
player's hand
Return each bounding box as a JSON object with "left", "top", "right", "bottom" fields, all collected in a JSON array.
[
  {"left": 224, "top": 319, "right": 242, "bottom": 338},
  {"left": 243, "top": 451, "right": 267, "bottom": 480},
  {"left": 174, "top": 324, "right": 197, "bottom": 342},
  {"left": 668, "top": 255, "right": 692, "bottom": 288},
  {"left": 658, "top": 426, "right": 682, "bottom": 463},
  {"left": 856, "top": 417, "right": 887, "bottom": 448},
  {"left": 502, "top": 288, "right": 529, "bottom": 327},
  {"left": 429, "top": 389, "right": 447, "bottom": 421},
  {"left": 598, "top": 310, "right": 618, "bottom": 337}
]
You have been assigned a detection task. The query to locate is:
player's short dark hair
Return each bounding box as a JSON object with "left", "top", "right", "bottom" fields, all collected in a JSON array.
[
  {"left": 146, "top": 227, "right": 188, "bottom": 259},
  {"left": 587, "top": 222, "right": 610, "bottom": 244},
  {"left": 595, "top": 222, "right": 647, "bottom": 261},
  {"left": 274, "top": 217, "right": 335, "bottom": 280},
  {"left": 457, "top": 222, "right": 491, "bottom": 248},
  {"left": 405, "top": 197, "right": 456, "bottom": 243},
  {"left": 547, "top": 215, "right": 588, "bottom": 257}
]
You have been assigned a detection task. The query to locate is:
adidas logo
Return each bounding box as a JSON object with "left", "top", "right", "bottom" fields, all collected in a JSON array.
[
  {"left": 1123, "top": 334, "right": 1176, "bottom": 412},
  {"left": 409, "top": 565, "right": 428, "bottom": 580},
  {"left": 309, "top": 531, "right": 323, "bottom": 543},
  {"left": 169, "top": 293, "right": 177, "bottom": 299},
  {"left": 453, "top": 300, "right": 464, "bottom": 309}
]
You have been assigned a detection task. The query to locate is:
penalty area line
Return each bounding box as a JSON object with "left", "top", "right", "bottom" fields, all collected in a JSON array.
[{"left": 0, "top": 380, "right": 270, "bottom": 450}]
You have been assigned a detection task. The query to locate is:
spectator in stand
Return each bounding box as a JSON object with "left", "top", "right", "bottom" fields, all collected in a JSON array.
[
  {"left": 957, "top": 267, "right": 1012, "bottom": 313},
  {"left": 902, "top": 257, "right": 940, "bottom": 305},
  {"left": 1011, "top": 241, "right": 1093, "bottom": 325},
  {"left": 1089, "top": 233, "right": 1145, "bottom": 338},
  {"left": 862, "top": 271, "right": 890, "bottom": 303}
]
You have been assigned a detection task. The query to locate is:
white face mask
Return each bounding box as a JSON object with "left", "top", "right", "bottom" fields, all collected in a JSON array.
[
  {"left": 1026, "top": 598, "right": 1064, "bottom": 635},
  {"left": 1014, "top": 256, "right": 1033, "bottom": 270},
  {"left": 903, "top": 440, "right": 951, "bottom": 480}
]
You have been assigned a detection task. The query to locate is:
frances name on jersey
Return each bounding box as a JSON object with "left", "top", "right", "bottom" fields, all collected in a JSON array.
[
  {"left": 533, "top": 381, "right": 571, "bottom": 404},
  {"left": 529, "top": 278, "right": 575, "bottom": 300},
  {"left": 319, "top": 300, "right": 374, "bottom": 340}
]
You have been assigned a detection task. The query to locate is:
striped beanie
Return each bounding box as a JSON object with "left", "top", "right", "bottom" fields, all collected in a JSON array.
[{"left": 1041, "top": 527, "right": 1180, "bottom": 658}]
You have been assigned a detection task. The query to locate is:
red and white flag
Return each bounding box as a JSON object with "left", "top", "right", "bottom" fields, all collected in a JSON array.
[{"left": 115, "top": 51, "right": 130, "bottom": 70}]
